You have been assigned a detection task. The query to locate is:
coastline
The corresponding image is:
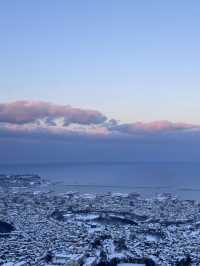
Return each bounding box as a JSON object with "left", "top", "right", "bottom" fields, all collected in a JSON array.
[{"left": 0, "top": 174, "right": 199, "bottom": 265}]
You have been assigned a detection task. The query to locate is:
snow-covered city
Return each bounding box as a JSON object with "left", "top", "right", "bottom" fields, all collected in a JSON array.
[{"left": 0, "top": 175, "right": 199, "bottom": 266}]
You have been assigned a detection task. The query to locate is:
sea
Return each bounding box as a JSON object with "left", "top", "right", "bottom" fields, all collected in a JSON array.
[{"left": 0, "top": 162, "right": 200, "bottom": 200}]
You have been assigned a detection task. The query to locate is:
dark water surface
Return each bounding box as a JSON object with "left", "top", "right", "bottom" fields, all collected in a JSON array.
[{"left": 0, "top": 162, "right": 200, "bottom": 199}]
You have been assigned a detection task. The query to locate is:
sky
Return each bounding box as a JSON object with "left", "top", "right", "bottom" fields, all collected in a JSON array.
[{"left": 0, "top": 1, "right": 200, "bottom": 162}]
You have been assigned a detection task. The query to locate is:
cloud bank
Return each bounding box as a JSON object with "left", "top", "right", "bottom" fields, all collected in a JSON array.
[
  {"left": 1, "top": 100, "right": 200, "bottom": 162},
  {"left": 0, "top": 101, "right": 106, "bottom": 126},
  {"left": 0, "top": 100, "right": 200, "bottom": 140},
  {"left": 109, "top": 120, "right": 199, "bottom": 135}
]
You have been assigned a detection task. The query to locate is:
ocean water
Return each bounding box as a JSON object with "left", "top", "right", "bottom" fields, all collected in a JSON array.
[{"left": 0, "top": 162, "right": 200, "bottom": 200}]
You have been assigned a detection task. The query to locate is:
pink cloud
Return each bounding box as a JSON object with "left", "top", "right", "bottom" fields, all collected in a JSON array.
[
  {"left": 0, "top": 100, "right": 107, "bottom": 125},
  {"left": 0, "top": 101, "right": 200, "bottom": 142},
  {"left": 109, "top": 120, "right": 199, "bottom": 134}
]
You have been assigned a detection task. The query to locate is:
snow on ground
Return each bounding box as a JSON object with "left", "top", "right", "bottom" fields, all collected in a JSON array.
[{"left": 118, "top": 264, "right": 145, "bottom": 266}]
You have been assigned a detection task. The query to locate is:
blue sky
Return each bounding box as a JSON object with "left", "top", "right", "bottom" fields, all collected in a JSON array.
[
  {"left": 0, "top": 1, "right": 200, "bottom": 162},
  {"left": 0, "top": 0, "right": 200, "bottom": 124}
]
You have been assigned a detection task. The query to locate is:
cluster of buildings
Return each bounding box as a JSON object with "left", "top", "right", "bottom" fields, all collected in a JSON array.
[{"left": 0, "top": 175, "right": 200, "bottom": 265}]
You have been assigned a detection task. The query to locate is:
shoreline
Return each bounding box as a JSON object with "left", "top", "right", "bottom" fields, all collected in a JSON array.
[{"left": 0, "top": 174, "right": 200, "bottom": 265}]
